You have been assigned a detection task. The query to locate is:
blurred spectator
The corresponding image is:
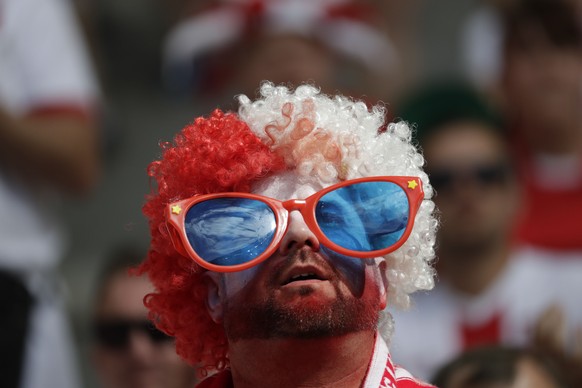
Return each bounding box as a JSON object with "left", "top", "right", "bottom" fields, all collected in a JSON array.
[
  {"left": 388, "top": 82, "right": 582, "bottom": 381},
  {"left": 462, "top": 0, "right": 582, "bottom": 250},
  {"left": 91, "top": 246, "right": 198, "bottom": 388},
  {"left": 501, "top": 0, "right": 582, "bottom": 250},
  {"left": 431, "top": 345, "right": 564, "bottom": 388},
  {"left": 161, "top": 0, "right": 406, "bottom": 106},
  {"left": 462, "top": 0, "right": 582, "bottom": 95},
  {"left": 0, "top": 0, "right": 101, "bottom": 387}
]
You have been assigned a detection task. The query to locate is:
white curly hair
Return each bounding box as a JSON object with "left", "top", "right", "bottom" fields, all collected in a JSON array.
[{"left": 237, "top": 82, "right": 437, "bottom": 340}]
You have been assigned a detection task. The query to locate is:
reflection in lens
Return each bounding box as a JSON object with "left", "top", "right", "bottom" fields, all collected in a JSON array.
[
  {"left": 184, "top": 198, "right": 276, "bottom": 266},
  {"left": 316, "top": 181, "right": 409, "bottom": 252}
]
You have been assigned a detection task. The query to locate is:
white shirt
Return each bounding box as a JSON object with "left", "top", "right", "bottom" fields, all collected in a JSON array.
[
  {"left": 0, "top": 0, "right": 98, "bottom": 387},
  {"left": 0, "top": 0, "right": 98, "bottom": 271},
  {"left": 389, "top": 246, "right": 582, "bottom": 381}
]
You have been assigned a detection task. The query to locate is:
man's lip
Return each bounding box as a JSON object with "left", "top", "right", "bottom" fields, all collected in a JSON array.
[{"left": 280, "top": 264, "right": 330, "bottom": 286}]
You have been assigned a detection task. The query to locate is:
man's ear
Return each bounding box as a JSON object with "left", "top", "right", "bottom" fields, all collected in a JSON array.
[
  {"left": 204, "top": 272, "right": 225, "bottom": 324},
  {"left": 377, "top": 259, "right": 388, "bottom": 310}
]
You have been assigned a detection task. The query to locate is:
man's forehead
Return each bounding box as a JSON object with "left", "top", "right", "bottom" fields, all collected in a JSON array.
[{"left": 251, "top": 171, "right": 335, "bottom": 200}]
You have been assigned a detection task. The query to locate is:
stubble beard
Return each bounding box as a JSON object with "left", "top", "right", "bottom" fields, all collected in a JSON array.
[{"left": 222, "top": 282, "right": 381, "bottom": 342}]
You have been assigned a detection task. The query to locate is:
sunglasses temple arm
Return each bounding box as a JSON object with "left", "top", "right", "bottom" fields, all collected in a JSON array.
[{"left": 164, "top": 223, "right": 189, "bottom": 258}]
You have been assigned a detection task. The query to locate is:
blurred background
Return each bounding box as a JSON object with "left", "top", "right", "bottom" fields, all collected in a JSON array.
[
  {"left": 65, "top": 0, "right": 476, "bottom": 338},
  {"left": 63, "top": 0, "right": 478, "bottom": 285},
  {"left": 3, "top": 0, "right": 580, "bottom": 387},
  {"left": 62, "top": 0, "right": 478, "bottom": 384}
]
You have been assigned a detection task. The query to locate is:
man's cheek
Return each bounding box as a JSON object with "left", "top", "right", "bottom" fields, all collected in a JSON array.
[
  {"left": 320, "top": 246, "right": 366, "bottom": 296},
  {"left": 223, "top": 265, "right": 262, "bottom": 297}
]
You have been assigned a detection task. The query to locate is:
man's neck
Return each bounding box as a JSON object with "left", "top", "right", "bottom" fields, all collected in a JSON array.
[{"left": 228, "top": 330, "right": 376, "bottom": 388}]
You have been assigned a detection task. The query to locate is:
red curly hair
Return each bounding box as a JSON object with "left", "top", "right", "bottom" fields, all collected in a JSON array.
[{"left": 138, "top": 109, "right": 285, "bottom": 375}]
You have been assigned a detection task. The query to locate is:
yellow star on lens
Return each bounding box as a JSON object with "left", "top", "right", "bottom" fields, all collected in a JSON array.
[
  {"left": 171, "top": 205, "right": 182, "bottom": 215},
  {"left": 407, "top": 180, "right": 418, "bottom": 190}
]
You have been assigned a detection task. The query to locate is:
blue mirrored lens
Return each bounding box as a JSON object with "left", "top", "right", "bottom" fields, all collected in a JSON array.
[
  {"left": 184, "top": 198, "right": 276, "bottom": 266},
  {"left": 316, "top": 181, "right": 409, "bottom": 252}
]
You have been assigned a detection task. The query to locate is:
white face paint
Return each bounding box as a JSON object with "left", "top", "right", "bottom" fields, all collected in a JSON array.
[{"left": 252, "top": 171, "right": 327, "bottom": 201}]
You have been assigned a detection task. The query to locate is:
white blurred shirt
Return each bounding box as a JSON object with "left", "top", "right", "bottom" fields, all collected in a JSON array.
[
  {"left": 389, "top": 246, "right": 582, "bottom": 381},
  {"left": 0, "top": 0, "right": 99, "bottom": 387},
  {"left": 0, "top": 0, "right": 98, "bottom": 271}
]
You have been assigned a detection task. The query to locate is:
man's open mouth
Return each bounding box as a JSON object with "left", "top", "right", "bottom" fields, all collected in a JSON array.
[
  {"left": 280, "top": 262, "right": 331, "bottom": 285},
  {"left": 283, "top": 273, "right": 325, "bottom": 285}
]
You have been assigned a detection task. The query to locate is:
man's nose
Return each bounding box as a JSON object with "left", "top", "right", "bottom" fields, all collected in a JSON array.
[
  {"left": 279, "top": 211, "right": 320, "bottom": 255},
  {"left": 127, "top": 330, "right": 156, "bottom": 361}
]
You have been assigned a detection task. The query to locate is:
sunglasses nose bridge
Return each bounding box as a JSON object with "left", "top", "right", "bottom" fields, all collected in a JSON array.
[{"left": 282, "top": 199, "right": 307, "bottom": 212}]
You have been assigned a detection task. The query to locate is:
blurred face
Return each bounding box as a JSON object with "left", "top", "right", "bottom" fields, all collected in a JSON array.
[
  {"left": 92, "top": 273, "right": 196, "bottom": 388},
  {"left": 445, "top": 357, "right": 559, "bottom": 388},
  {"left": 205, "top": 172, "right": 388, "bottom": 342},
  {"left": 511, "top": 357, "right": 560, "bottom": 388},
  {"left": 423, "top": 122, "right": 517, "bottom": 257},
  {"left": 234, "top": 35, "right": 335, "bottom": 97},
  {"left": 503, "top": 32, "right": 582, "bottom": 154}
]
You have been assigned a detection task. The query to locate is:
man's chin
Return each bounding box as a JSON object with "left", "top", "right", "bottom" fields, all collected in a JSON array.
[{"left": 223, "top": 294, "right": 380, "bottom": 341}]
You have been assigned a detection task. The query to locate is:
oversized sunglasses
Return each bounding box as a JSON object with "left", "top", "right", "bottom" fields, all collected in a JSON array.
[
  {"left": 166, "top": 176, "right": 424, "bottom": 272},
  {"left": 93, "top": 319, "right": 172, "bottom": 349}
]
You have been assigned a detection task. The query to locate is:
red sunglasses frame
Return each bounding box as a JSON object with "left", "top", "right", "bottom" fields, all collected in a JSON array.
[{"left": 165, "top": 176, "right": 424, "bottom": 272}]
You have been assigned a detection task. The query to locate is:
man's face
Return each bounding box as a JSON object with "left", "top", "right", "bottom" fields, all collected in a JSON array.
[
  {"left": 205, "top": 172, "right": 388, "bottom": 341},
  {"left": 234, "top": 35, "right": 335, "bottom": 99},
  {"left": 445, "top": 356, "right": 560, "bottom": 388},
  {"left": 511, "top": 357, "right": 561, "bottom": 388},
  {"left": 503, "top": 33, "right": 582, "bottom": 154},
  {"left": 423, "top": 122, "right": 518, "bottom": 258},
  {"left": 92, "top": 272, "right": 197, "bottom": 388}
]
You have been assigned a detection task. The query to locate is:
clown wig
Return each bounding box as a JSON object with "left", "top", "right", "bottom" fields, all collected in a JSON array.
[{"left": 140, "top": 82, "right": 437, "bottom": 375}]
